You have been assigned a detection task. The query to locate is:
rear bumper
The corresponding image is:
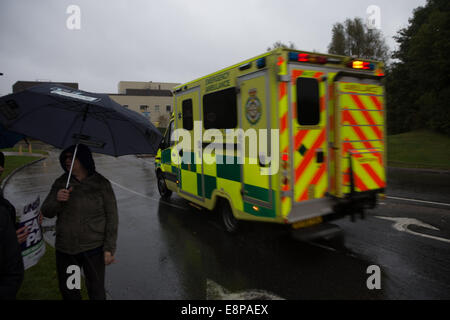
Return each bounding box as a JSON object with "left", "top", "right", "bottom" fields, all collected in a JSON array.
[
  {"left": 286, "top": 188, "right": 383, "bottom": 224},
  {"left": 285, "top": 198, "right": 335, "bottom": 224}
]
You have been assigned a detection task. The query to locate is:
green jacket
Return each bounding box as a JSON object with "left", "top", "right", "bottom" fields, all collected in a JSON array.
[{"left": 41, "top": 172, "right": 118, "bottom": 255}]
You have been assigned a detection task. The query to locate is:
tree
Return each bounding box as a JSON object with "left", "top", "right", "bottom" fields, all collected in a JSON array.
[
  {"left": 328, "top": 17, "right": 389, "bottom": 63},
  {"left": 386, "top": 0, "right": 450, "bottom": 135},
  {"left": 267, "top": 41, "right": 296, "bottom": 51}
]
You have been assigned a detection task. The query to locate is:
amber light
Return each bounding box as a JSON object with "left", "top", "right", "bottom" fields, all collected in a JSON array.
[{"left": 348, "top": 60, "right": 375, "bottom": 71}]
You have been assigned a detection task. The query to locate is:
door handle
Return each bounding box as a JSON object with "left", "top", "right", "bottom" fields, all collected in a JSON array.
[
  {"left": 240, "top": 188, "right": 249, "bottom": 196},
  {"left": 316, "top": 150, "right": 324, "bottom": 163}
]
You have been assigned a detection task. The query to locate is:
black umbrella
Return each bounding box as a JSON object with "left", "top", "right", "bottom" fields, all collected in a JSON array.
[
  {"left": 0, "top": 84, "right": 163, "bottom": 187},
  {"left": 0, "top": 123, "right": 25, "bottom": 149}
]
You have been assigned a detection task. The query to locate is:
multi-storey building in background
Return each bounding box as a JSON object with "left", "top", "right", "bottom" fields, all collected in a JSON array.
[
  {"left": 12, "top": 80, "right": 180, "bottom": 128},
  {"left": 109, "top": 81, "right": 179, "bottom": 127}
]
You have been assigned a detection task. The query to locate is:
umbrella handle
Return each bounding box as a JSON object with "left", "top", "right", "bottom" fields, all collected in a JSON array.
[{"left": 65, "top": 143, "right": 79, "bottom": 189}]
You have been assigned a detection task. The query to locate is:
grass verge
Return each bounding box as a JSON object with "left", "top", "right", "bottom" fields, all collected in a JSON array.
[
  {"left": 387, "top": 130, "right": 450, "bottom": 170},
  {"left": 1, "top": 147, "right": 48, "bottom": 154},
  {"left": 1, "top": 156, "right": 43, "bottom": 183},
  {"left": 17, "top": 243, "right": 61, "bottom": 299},
  {"left": 17, "top": 243, "right": 89, "bottom": 300}
]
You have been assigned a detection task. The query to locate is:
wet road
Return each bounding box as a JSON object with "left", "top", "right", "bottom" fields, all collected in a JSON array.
[{"left": 4, "top": 150, "right": 450, "bottom": 299}]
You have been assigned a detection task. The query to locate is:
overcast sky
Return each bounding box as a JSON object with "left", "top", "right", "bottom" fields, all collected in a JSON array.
[{"left": 0, "top": 0, "right": 426, "bottom": 95}]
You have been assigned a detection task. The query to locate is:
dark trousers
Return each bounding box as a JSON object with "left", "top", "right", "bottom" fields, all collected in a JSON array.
[{"left": 56, "top": 248, "right": 106, "bottom": 300}]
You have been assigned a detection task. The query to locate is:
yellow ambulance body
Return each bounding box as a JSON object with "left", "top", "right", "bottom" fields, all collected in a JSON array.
[{"left": 155, "top": 48, "right": 386, "bottom": 234}]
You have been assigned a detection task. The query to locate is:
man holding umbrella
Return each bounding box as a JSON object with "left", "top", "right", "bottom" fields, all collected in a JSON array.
[
  {"left": 0, "top": 83, "right": 162, "bottom": 299},
  {"left": 41, "top": 144, "right": 118, "bottom": 300}
]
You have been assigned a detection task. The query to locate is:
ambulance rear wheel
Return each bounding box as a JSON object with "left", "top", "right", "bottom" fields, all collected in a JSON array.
[
  {"left": 220, "top": 200, "right": 239, "bottom": 233},
  {"left": 157, "top": 172, "right": 172, "bottom": 199}
]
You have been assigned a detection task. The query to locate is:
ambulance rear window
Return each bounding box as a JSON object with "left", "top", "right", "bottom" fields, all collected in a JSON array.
[
  {"left": 182, "top": 99, "right": 193, "bottom": 130},
  {"left": 296, "top": 78, "right": 320, "bottom": 125},
  {"left": 203, "top": 87, "right": 237, "bottom": 129}
]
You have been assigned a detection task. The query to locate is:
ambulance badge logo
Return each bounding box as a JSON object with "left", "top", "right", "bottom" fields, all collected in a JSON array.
[{"left": 246, "top": 88, "right": 262, "bottom": 125}]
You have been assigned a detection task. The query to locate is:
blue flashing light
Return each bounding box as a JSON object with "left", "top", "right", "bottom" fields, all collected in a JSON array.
[
  {"left": 288, "top": 52, "right": 299, "bottom": 61},
  {"left": 257, "top": 57, "right": 266, "bottom": 68}
]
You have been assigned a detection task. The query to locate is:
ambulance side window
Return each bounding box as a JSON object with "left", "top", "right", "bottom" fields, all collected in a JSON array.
[
  {"left": 164, "top": 120, "right": 175, "bottom": 147},
  {"left": 203, "top": 87, "right": 237, "bottom": 129},
  {"left": 182, "top": 99, "right": 193, "bottom": 130},
  {"left": 296, "top": 78, "right": 320, "bottom": 126}
]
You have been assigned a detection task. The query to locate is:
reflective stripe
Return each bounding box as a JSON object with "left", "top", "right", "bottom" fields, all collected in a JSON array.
[
  {"left": 354, "top": 171, "right": 368, "bottom": 191},
  {"left": 369, "top": 95, "right": 383, "bottom": 111},
  {"left": 294, "top": 130, "right": 308, "bottom": 152},
  {"left": 299, "top": 162, "right": 326, "bottom": 201},
  {"left": 295, "top": 129, "right": 326, "bottom": 183},
  {"left": 280, "top": 112, "right": 287, "bottom": 134},
  {"left": 279, "top": 82, "right": 287, "bottom": 100},
  {"left": 279, "top": 56, "right": 291, "bottom": 218},
  {"left": 343, "top": 124, "right": 383, "bottom": 127},
  {"left": 350, "top": 95, "right": 383, "bottom": 139},
  {"left": 342, "top": 110, "right": 382, "bottom": 150},
  {"left": 361, "top": 163, "right": 385, "bottom": 188}
]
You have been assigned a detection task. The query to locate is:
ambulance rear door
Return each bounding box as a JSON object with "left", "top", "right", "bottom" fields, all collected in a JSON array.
[{"left": 334, "top": 73, "right": 386, "bottom": 197}]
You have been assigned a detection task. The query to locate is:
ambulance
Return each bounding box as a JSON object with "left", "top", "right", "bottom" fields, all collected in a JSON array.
[{"left": 155, "top": 48, "right": 386, "bottom": 237}]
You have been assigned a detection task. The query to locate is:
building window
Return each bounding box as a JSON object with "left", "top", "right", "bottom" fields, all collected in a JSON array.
[
  {"left": 166, "top": 105, "right": 171, "bottom": 112},
  {"left": 296, "top": 78, "right": 320, "bottom": 126},
  {"left": 142, "top": 111, "right": 150, "bottom": 120},
  {"left": 203, "top": 87, "right": 237, "bottom": 129},
  {"left": 155, "top": 105, "right": 160, "bottom": 112},
  {"left": 140, "top": 105, "right": 149, "bottom": 111}
]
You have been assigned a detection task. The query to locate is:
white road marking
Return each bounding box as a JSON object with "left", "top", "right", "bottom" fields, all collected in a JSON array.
[
  {"left": 206, "top": 279, "right": 284, "bottom": 300},
  {"left": 109, "top": 180, "right": 187, "bottom": 211},
  {"left": 385, "top": 196, "right": 450, "bottom": 207},
  {"left": 375, "top": 216, "right": 450, "bottom": 244}
]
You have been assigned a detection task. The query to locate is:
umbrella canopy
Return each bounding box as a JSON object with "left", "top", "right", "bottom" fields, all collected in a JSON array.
[
  {"left": 0, "top": 124, "right": 25, "bottom": 149},
  {"left": 0, "top": 84, "right": 163, "bottom": 156}
]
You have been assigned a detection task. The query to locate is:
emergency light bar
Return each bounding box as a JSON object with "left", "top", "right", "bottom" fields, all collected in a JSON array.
[
  {"left": 288, "top": 52, "right": 328, "bottom": 65},
  {"left": 347, "top": 60, "right": 375, "bottom": 71}
]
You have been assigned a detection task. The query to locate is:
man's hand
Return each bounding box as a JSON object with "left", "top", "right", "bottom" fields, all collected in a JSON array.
[
  {"left": 104, "top": 251, "right": 115, "bottom": 265},
  {"left": 16, "top": 226, "right": 30, "bottom": 244},
  {"left": 56, "top": 187, "right": 72, "bottom": 202}
]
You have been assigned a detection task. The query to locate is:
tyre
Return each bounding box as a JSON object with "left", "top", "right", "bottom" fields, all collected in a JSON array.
[
  {"left": 157, "top": 172, "right": 172, "bottom": 199},
  {"left": 220, "top": 200, "right": 239, "bottom": 233}
]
